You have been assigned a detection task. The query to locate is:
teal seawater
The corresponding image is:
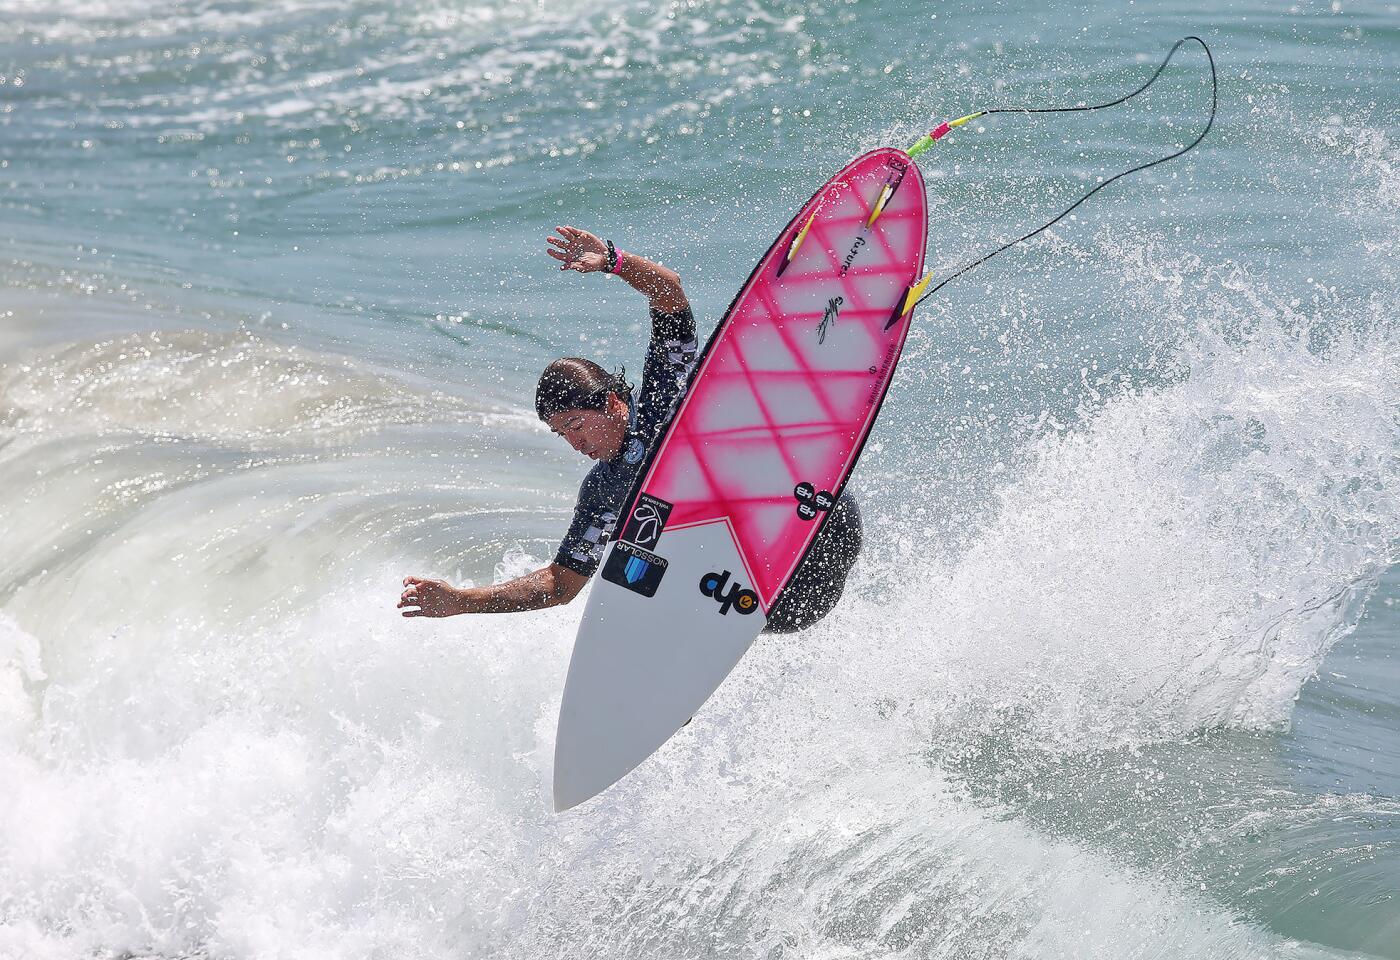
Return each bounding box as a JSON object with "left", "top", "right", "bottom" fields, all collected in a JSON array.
[{"left": 1, "top": 1, "right": 1397, "bottom": 957}]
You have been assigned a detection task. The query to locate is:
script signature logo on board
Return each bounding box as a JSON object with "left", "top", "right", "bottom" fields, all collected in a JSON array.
[{"left": 815, "top": 295, "right": 843, "bottom": 344}]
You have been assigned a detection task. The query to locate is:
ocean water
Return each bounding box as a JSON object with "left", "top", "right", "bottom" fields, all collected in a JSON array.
[{"left": 2, "top": 0, "right": 1398, "bottom": 956}]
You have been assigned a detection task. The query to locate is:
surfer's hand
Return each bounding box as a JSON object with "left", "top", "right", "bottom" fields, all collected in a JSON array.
[
  {"left": 399, "top": 576, "right": 467, "bottom": 617},
  {"left": 546, "top": 225, "right": 608, "bottom": 273}
]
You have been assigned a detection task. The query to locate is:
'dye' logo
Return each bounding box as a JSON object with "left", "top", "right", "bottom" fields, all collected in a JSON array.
[{"left": 698, "top": 570, "right": 758, "bottom": 616}]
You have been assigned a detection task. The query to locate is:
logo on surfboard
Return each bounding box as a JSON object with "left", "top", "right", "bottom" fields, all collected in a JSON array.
[
  {"left": 602, "top": 541, "right": 668, "bottom": 598},
  {"left": 620, "top": 494, "right": 672, "bottom": 550},
  {"left": 838, "top": 235, "right": 867, "bottom": 278},
  {"left": 794, "top": 481, "right": 835, "bottom": 521},
  {"left": 816, "top": 295, "right": 844, "bottom": 344},
  {"left": 698, "top": 570, "right": 758, "bottom": 616}
]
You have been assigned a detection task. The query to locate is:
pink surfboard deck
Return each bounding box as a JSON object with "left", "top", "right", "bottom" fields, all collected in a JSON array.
[{"left": 554, "top": 148, "right": 928, "bottom": 811}]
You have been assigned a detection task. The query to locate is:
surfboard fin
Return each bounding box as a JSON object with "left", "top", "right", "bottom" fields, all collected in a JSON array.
[
  {"left": 776, "top": 209, "right": 817, "bottom": 277},
  {"left": 866, "top": 182, "right": 895, "bottom": 228},
  {"left": 883, "top": 272, "right": 932, "bottom": 329},
  {"left": 866, "top": 164, "right": 908, "bottom": 228}
]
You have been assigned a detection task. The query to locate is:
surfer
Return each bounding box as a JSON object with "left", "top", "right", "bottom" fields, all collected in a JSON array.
[{"left": 400, "top": 226, "right": 862, "bottom": 632}]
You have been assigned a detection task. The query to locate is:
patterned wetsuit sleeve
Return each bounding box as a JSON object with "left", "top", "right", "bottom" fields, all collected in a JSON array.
[
  {"left": 634, "top": 305, "right": 699, "bottom": 444},
  {"left": 554, "top": 467, "right": 618, "bottom": 576}
]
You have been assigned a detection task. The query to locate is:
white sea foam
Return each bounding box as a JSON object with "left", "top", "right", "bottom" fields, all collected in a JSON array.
[
  {"left": 858, "top": 249, "right": 1400, "bottom": 756},
  {"left": 0, "top": 584, "right": 1356, "bottom": 959},
  {"left": 1, "top": 286, "right": 1391, "bottom": 957},
  {"left": 2, "top": 5, "right": 1397, "bottom": 955}
]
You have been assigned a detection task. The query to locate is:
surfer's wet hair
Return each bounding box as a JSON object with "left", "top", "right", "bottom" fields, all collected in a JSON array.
[{"left": 535, "top": 358, "right": 631, "bottom": 421}]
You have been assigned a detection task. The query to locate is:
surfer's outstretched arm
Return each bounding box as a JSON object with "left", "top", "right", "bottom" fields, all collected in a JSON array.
[
  {"left": 546, "top": 225, "right": 688, "bottom": 313},
  {"left": 399, "top": 563, "right": 587, "bottom": 617}
]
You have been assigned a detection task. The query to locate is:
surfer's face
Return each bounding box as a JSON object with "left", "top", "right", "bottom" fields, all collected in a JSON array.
[{"left": 546, "top": 394, "right": 628, "bottom": 461}]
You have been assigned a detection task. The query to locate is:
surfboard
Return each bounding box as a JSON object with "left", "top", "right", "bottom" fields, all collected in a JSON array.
[{"left": 553, "top": 147, "right": 929, "bottom": 811}]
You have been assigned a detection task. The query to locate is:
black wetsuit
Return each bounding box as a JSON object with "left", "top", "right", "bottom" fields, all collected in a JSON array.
[{"left": 554, "top": 305, "right": 862, "bottom": 633}]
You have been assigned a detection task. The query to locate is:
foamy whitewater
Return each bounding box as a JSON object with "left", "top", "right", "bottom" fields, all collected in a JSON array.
[{"left": 2, "top": 1, "right": 1398, "bottom": 957}]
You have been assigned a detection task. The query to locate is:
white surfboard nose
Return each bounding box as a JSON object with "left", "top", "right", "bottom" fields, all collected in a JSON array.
[
  {"left": 552, "top": 522, "right": 768, "bottom": 812},
  {"left": 553, "top": 668, "right": 668, "bottom": 812},
  {"left": 553, "top": 704, "right": 689, "bottom": 812}
]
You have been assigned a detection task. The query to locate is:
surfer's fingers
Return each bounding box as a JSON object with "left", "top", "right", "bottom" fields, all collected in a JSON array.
[
  {"left": 566, "top": 226, "right": 596, "bottom": 246},
  {"left": 546, "top": 248, "right": 568, "bottom": 262},
  {"left": 400, "top": 608, "right": 423, "bottom": 617}
]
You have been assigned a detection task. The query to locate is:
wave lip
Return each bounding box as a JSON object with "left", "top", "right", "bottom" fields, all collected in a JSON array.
[{"left": 0, "top": 327, "right": 494, "bottom": 448}]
